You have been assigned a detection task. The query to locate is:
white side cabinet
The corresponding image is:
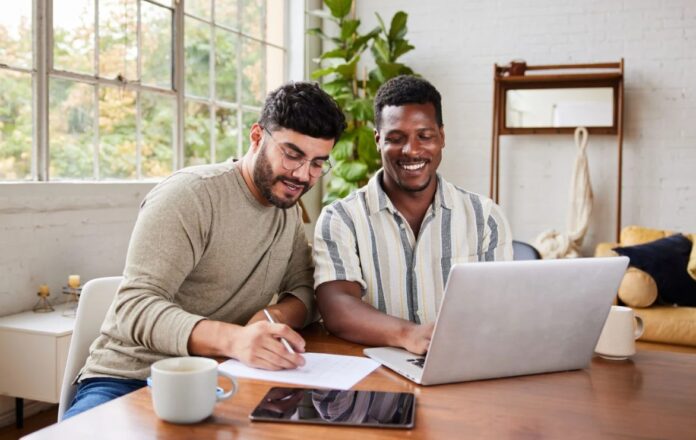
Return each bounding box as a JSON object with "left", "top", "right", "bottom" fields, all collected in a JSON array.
[{"left": 0, "top": 304, "right": 74, "bottom": 425}]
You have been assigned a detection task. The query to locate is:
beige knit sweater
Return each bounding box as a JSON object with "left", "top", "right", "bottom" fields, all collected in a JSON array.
[{"left": 80, "top": 161, "right": 314, "bottom": 381}]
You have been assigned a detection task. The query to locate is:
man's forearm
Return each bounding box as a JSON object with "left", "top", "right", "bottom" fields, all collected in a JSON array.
[
  {"left": 247, "top": 294, "right": 308, "bottom": 329},
  {"left": 317, "top": 291, "right": 414, "bottom": 348},
  {"left": 187, "top": 319, "right": 241, "bottom": 357}
]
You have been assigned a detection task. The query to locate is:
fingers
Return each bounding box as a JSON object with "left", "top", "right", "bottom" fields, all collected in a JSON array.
[
  {"left": 271, "top": 323, "right": 306, "bottom": 353},
  {"left": 252, "top": 340, "right": 305, "bottom": 370}
]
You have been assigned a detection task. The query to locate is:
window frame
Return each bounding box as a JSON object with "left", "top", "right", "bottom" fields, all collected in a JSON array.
[{"left": 0, "top": 0, "right": 294, "bottom": 182}]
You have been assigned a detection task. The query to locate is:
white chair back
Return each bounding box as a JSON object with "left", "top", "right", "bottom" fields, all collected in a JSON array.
[{"left": 57, "top": 276, "right": 122, "bottom": 422}]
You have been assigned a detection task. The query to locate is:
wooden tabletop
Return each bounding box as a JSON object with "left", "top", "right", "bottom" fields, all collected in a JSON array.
[{"left": 25, "top": 324, "right": 696, "bottom": 439}]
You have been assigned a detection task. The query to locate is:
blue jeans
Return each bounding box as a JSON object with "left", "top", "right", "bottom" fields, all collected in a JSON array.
[{"left": 63, "top": 377, "right": 147, "bottom": 420}]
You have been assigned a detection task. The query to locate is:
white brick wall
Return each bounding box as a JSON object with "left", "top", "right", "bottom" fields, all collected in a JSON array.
[
  {"left": 356, "top": 0, "right": 696, "bottom": 253},
  {"left": 0, "top": 183, "right": 154, "bottom": 317}
]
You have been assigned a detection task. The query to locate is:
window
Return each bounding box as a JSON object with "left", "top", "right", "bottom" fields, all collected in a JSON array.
[{"left": 0, "top": 0, "right": 288, "bottom": 181}]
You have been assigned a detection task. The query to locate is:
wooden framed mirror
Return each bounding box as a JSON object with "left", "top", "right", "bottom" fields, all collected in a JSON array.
[{"left": 490, "top": 60, "right": 624, "bottom": 240}]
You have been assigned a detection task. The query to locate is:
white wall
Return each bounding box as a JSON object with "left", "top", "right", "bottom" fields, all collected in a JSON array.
[
  {"left": 356, "top": 0, "right": 696, "bottom": 253},
  {"left": 0, "top": 183, "right": 154, "bottom": 317}
]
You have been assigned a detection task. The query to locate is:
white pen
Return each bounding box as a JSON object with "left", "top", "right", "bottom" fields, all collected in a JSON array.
[{"left": 263, "top": 309, "right": 296, "bottom": 354}]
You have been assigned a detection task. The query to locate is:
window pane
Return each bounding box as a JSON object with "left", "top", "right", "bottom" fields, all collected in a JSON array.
[
  {"left": 265, "top": 0, "right": 284, "bottom": 47},
  {"left": 99, "top": 86, "right": 136, "bottom": 179},
  {"left": 53, "top": 0, "right": 95, "bottom": 74},
  {"left": 185, "top": 17, "right": 211, "bottom": 98},
  {"left": 241, "top": 0, "right": 263, "bottom": 39},
  {"left": 241, "top": 37, "right": 264, "bottom": 106},
  {"left": 241, "top": 110, "right": 258, "bottom": 155},
  {"left": 0, "top": 2, "right": 32, "bottom": 69},
  {"left": 216, "top": 0, "right": 238, "bottom": 30},
  {"left": 142, "top": 2, "right": 173, "bottom": 88},
  {"left": 215, "top": 29, "right": 237, "bottom": 103},
  {"left": 186, "top": 0, "right": 211, "bottom": 21},
  {"left": 99, "top": 0, "right": 138, "bottom": 80},
  {"left": 0, "top": 70, "right": 32, "bottom": 180},
  {"left": 185, "top": 101, "right": 211, "bottom": 166},
  {"left": 49, "top": 79, "right": 94, "bottom": 179},
  {"left": 266, "top": 45, "right": 284, "bottom": 95},
  {"left": 141, "top": 92, "right": 174, "bottom": 178},
  {"left": 215, "top": 107, "right": 237, "bottom": 161}
]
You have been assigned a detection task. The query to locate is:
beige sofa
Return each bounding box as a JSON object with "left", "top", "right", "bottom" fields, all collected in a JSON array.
[{"left": 595, "top": 226, "right": 696, "bottom": 347}]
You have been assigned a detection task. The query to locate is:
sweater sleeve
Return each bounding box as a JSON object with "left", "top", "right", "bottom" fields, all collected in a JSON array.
[{"left": 111, "top": 173, "right": 211, "bottom": 356}]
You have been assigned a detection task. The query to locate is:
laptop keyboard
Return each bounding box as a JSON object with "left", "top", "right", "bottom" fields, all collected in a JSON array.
[{"left": 406, "top": 358, "right": 425, "bottom": 368}]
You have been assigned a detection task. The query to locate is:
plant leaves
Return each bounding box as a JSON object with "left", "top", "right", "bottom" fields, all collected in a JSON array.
[
  {"left": 331, "top": 132, "right": 356, "bottom": 161},
  {"left": 306, "top": 9, "right": 339, "bottom": 23},
  {"left": 319, "top": 48, "right": 348, "bottom": 61},
  {"left": 324, "top": 0, "right": 352, "bottom": 19},
  {"left": 321, "top": 78, "right": 351, "bottom": 95},
  {"left": 371, "top": 37, "right": 390, "bottom": 62},
  {"left": 374, "top": 13, "right": 388, "bottom": 35},
  {"left": 392, "top": 39, "right": 415, "bottom": 60},
  {"left": 341, "top": 19, "right": 360, "bottom": 40},
  {"left": 333, "top": 160, "right": 368, "bottom": 182},
  {"left": 389, "top": 12, "right": 408, "bottom": 41},
  {"left": 310, "top": 66, "right": 337, "bottom": 80}
]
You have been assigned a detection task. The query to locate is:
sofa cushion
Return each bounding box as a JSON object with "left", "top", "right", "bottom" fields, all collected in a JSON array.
[
  {"left": 634, "top": 305, "right": 696, "bottom": 347},
  {"left": 620, "top": 225, "right": 674, "bottom": 246},
  {"left": 614, "top": 234, "right": 696, "bottom": 307},
  {"left": 617, "top": 267, "right": 658, "bottom": 308}
]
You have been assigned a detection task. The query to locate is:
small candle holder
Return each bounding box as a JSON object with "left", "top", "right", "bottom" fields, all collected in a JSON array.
[
  {"left": 33, "top": 286, "right": 55, "bottom": 313},
  {"left": 62, "top": 285, "right": 82, "bottom": 317}
]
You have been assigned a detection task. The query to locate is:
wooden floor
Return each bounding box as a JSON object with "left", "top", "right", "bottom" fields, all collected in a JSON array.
[
  {"left": 0, "top": 406, "right": 57, "bottom": 440},
  {"left": 2, "top": 342, "right": 695, "bottom": 439}
]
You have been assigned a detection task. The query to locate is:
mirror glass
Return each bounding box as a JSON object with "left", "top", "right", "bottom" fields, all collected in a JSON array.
[{"left": 505, "top": 87, "right": 614, "bottom": 128}]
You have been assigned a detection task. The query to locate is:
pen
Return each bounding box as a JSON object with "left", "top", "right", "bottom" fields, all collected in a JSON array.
[{"left": 263, "top": 309, "right": 296, "bottom": 354}]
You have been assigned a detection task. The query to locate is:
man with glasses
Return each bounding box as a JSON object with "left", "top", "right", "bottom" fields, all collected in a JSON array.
[
  {"left": 313, "top": 76, "right": 512, "bottom": 355},
  {"left": 63, "top": 82, "right": 346, "bottom": 420}
]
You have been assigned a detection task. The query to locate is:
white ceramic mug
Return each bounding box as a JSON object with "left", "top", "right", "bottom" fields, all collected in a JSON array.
[
  {"left": 149, "top": 356, "right": 237, "bottom": 424},
  {"left": 595, "top": 305, "right": 644, "bottom": 360}
]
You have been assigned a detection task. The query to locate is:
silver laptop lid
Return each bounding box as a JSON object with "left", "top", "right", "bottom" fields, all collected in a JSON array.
[{"left": 420, "top": 257, "right": 629, "bottom": 385}]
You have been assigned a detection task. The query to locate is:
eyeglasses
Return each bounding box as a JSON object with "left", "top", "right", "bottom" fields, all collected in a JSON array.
[{"left": 263, "top": 127, "right": 332, "bottom": 178}]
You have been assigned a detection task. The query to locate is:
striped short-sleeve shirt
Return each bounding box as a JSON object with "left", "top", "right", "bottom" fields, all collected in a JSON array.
[{"left": 313, "top": 171, "right": 513, "bottom": 324}]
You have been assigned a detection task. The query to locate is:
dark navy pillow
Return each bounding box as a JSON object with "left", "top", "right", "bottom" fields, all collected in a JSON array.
[{"left": 613, "top": 234, "right": 696, "bottom": 306}]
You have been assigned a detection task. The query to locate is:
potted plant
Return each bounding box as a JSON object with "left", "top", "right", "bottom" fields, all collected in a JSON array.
[{"left": 308, "top": 0, "right": 417, "bottom": 204}]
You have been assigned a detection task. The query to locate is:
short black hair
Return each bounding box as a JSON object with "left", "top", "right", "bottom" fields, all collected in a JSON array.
[
  {"left": 374, "top": 75, "right": 443, "bottom": 130},
  {"left": 259, "top": 81, "right": 346, "bottom": 143}
]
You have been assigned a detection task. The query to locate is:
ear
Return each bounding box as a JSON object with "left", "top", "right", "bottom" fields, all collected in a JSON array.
[
  {"left": 374, "top": 128, "right": 381, "bottom": 150},
  {"left": 439, "top": 125, "right": 446, "bottom": 150},
  {"left": 249, "top": 123, "right": 264, "bottom": 152}
]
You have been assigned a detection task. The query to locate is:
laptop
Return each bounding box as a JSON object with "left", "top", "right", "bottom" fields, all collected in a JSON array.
[{"left": 363, "top": 257, "right": 629, "bottom": 385}]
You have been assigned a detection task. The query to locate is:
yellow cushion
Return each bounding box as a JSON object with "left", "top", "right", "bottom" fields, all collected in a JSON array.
[
  {"left": 688, "top": 233, "right": 696, "bottom": 281},
  {"left": 595, "top": 242, "right": 618, "bottom": 257},
  {"left": 620, "top": 225, "right": 674, "bottom": 246},
  {"left": 634, "top": 305, "right": 696, "bottom": 346},
  {"left": 617, "top": 267, "right": 658, "bottom": 308}
]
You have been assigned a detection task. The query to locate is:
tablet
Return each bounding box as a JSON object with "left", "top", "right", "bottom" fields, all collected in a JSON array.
[{"left": 249, "top": 387, "right": 415, "bottom": 429}]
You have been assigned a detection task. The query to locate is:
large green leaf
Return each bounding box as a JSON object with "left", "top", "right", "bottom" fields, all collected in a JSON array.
[
  {"left": 346, "top": 98, "right": 373, "bottom": 122},
  {"left": 333, "top": 54, "right": 360, "bottom": 79},
  {"left": 306, "top": 9, "right": 339, "bottom": 23},
  {"left": 333, "top": 160, "right": 368, "bottom": 182},
  {"left": 371, "top": 37, "right": 390, "bottom": 63},
  {"left": 310, "top": 66, "right": 337, "bottom": 80},
  {"left": 324, "top": 0, "right": 352, "bottom": 19},
  {"left": 321, "top": 78, "right": 351, "bottom": 96},
  {"left": 306, "top": 27, "right": 341, "bottom": 44},
  {"left": 318, "top": 48, "right": 348, "bottom": 61},
  {"left": 392, "top": 39, "right": 415, "bottom": 60},
  {"left": 388, "top": 12, "right": 408, "bottom": 41},
  {"left": 331, "top": 132, "right": 356, "bottom": 161},
  {"left": 341, "top": 19, "right": 360, "bottom": 40},
  {"left": 374, "top": 13, "right": 388, "bottom": 35}
]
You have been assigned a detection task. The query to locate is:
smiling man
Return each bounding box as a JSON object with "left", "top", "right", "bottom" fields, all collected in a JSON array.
[
  {"left": 63, "top": 82, "right": 346, "bottom": 420},
  {"left": 313, "top": 75, "right": 512, "bottom": 354}
]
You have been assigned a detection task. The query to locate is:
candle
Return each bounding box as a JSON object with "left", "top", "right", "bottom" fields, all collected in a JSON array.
[
  {"left": 68, "top": 275, "right": 81, "bottom": 288},
  {"left": 39, "top": 284, "right": 49, "bottom": 295}
]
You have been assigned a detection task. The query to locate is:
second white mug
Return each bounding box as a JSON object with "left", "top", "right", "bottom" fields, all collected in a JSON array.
[{"left": 595, "top": 305, "right": 644, "bottom": 360}]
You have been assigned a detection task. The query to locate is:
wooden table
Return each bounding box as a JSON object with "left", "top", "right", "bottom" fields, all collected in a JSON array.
[{"left": 24, "top": 324, "right": 696, "bottom": 439}]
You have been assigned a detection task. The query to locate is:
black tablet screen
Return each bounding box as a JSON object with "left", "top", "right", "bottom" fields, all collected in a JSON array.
[{"left": 249, "top": 387, "right": 415, "bottom": 428}]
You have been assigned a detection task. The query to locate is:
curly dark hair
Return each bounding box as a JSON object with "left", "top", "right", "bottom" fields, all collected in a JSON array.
[
  {"left": 374, "top": 75, "right": 443, "bottom": 130},
  {"left": 258, "top": 81, "right": 346, "bottom": 143}
]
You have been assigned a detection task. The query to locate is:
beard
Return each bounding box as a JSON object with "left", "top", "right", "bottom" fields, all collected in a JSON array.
[{"left": 252, "top": 143, "right": 309, "bottom": 209}]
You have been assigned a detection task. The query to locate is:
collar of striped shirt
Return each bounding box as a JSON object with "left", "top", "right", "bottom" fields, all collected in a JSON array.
[{"left": 365, "top": 170, "right": 454, "bottom": 217}]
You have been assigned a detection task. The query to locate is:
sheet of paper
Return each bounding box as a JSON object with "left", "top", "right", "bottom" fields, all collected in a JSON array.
[{"left": 218, "top": 353, "right": 380, "bottom": 390}]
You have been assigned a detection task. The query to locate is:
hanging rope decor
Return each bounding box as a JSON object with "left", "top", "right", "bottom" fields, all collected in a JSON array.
[{"left": 534, "top": 127, "right": 594, "bottom": 259}]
